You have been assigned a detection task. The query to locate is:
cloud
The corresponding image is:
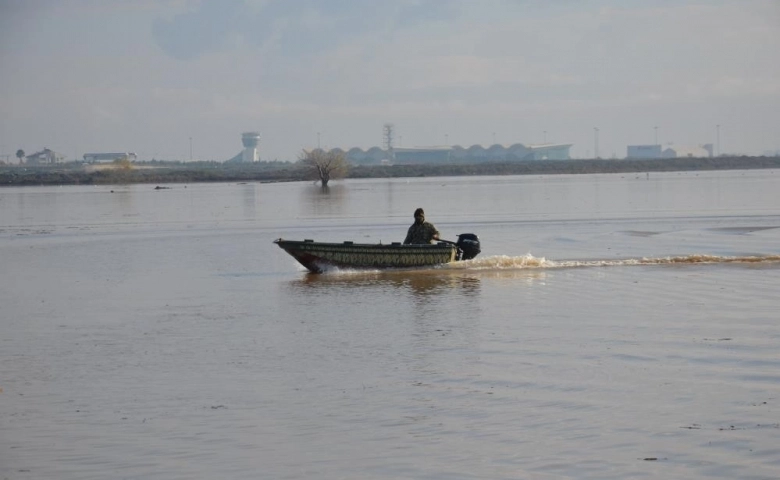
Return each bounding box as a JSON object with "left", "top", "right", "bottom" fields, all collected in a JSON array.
[
  {"left": 2, "top": 0, "right": 779, "bottom": 160},
  {"left": 152, "top": 0, "right": 255, "bottom": 60},
  {"left": 151, "top": 0, "right": 462, "bottom": 60}
]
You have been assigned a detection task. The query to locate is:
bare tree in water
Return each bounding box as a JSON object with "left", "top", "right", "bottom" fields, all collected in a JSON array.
[{"left": 298, "top": 149, "right": 348, "bottom": 186}]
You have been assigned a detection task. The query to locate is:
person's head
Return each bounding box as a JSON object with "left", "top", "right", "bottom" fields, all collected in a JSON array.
[{"left": 414, "top": 208, "right": 425, "bottom": 224}]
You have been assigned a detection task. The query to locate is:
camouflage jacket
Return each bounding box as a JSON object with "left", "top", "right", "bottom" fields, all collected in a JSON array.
[{"left": 403, "top": 222, "right": 439, "bottom": 244}]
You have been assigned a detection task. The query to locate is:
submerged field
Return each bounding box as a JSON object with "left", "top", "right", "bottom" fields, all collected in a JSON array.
[{"left": 2, "top": 172, "right": 780, "bottom": 479}]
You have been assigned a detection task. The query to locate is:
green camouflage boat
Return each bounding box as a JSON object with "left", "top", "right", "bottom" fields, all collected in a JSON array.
[{"left": 274, "top": 234, "right": 480, "bottom": 273}]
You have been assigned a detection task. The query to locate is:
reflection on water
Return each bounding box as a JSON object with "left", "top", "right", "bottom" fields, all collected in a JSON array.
[
  {"left": 301, "top": 184, "right": 348, "bottom": 217},
  {"left": 288, "top": 270, "right": 485, "bottom": 356},
  {"left": 709, "top": 226, "right": 780, "bottom": 235},
  {"left": 107, "top": 188, "right": 141, "bottom": 223},
  {"left": 289, "top": 269, "right": 482, "bottom": 299},
  {"left": 239, "top": 182, "right": 259, "bottom": 218}
]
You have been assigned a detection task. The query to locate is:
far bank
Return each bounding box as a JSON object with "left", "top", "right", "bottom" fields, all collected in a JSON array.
[{"left": 2, "top": 156, "right": 780, "bottom": 187}]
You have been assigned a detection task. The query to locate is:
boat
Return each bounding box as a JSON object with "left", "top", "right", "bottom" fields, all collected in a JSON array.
[{"left": 274, "top": 234, "right": 481, "bottom": 273}]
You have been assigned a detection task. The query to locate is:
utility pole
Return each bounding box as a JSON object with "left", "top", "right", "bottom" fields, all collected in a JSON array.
[
  {"left": 382, "top": 123, "right": 395, "bottom": 150},
  {"left": 716, "top": 124, "right": 721, "bottom": 157}
]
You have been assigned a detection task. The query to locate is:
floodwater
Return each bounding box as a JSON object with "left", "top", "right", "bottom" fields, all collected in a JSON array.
[{"left": 1, "top": 170, "right": 780, "bottom": 479}]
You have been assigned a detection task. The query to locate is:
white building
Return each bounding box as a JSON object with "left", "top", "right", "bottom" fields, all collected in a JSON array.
[
  {"left": 83, "top": 152, "right": 137, "bottom": 163},
  {"left": 26, "top": 148, "right": 65, "bottom": 164},
  {"left": 662, "top": 144, "right": 714, "bottom": 158},
  {"left": 226, "top": 132, "right": 261, "bottom": 163},
  {"left": 241, "top": 132, "right": 260, "bottom": 162},
  {"left": 346, "top": 143, "right": 572, "bottom": 165},
  {"left": 627, "top": 145, "right": 662, "bottom": 159},
  {"left": 526, "top": 144, "right": 572, "bottom": 160}
]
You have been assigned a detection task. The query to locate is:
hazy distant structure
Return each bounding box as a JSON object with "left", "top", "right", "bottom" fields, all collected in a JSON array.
[
  {"left": 83, "top": 152, "right": 137, "bottom": 163},
  {"left": 343, "top": 146, "right": 387, "bottom": 164},
  {"left": 241, "top": 132, "right": 261, "bottom": 162},
  {"left": 225, "top": 132, "right": 261, "bottom": 163},
  {"left": 340, "top": 143, "right": 572, "bottom": 165},
  {"left": 382, "top": 124, "right": 395, "bottom": 162},
  {"left": 626, "top": 145, "right": 662, "bottom": 159},
  {"left": 662, "top": 144, "right": 713, "bottom": 158},
  {"left": 627, "top": 144, "right": 714, "bottom": 159},
  {"left": 26, "top": 148, "right": 65, "bottom": 164},
  {"left": 393, "top": 146, "right": 451, "bottom": 163},
  {"left": 525, "top": 144, "right": 572, "bottom": 160}
]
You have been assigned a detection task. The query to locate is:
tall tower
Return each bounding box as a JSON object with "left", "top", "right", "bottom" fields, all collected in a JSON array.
[
  {"left": 382, "top": 123, "right": 395, "bottom": 161},
  {"left": 241, "top": 132, "right": 260, "bottom": 162}
]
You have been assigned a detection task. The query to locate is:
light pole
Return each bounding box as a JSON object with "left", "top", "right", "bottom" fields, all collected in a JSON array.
[
  {"left": 543, "top": 130, "right": 547, "bottom": 143},
  {"left": 445, "top": 133, "right": 449, "bottom": 146},
  {"left": 189, "top": 137, "right": 192, "bottom": 161},
  {"left": 594, "top": 127, "right": 600, "bottom": 159},
  {"left": 716, "top": 124, "right": 720, "bottom": 157}
]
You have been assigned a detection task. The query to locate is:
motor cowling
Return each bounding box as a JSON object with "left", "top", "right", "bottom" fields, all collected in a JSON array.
[{"left": 456, "top": 233, "right": 481, "bottom": 260}]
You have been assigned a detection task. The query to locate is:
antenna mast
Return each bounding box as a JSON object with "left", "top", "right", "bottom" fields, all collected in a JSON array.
[{"left": 383, "top": 123, "right": 395, "bottom": 161}]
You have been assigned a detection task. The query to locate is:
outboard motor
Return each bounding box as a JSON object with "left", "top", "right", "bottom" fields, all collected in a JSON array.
[{"left": 455, "top": 233, "right": 481, "bottom": 261}]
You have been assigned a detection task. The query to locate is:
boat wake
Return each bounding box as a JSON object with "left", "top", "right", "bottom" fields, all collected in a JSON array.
[
  {"left": 305, "top": 253, "right": 780, "bottom": 277},
  {"left": 443, "top": 254, "right": 780, "bottom": 271}
]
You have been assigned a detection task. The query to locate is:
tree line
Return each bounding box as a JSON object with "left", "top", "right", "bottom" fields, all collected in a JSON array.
[{"left": 2, "top": 155, "right": 780, "bottom": 187}]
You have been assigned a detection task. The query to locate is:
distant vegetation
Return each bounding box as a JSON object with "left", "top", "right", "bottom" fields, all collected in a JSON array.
[
  {"left": 348, "top": 156, "right": 780, "bottom": 178},
  {"left": 1, "top": 156, "right": 780, "bottom": 187},
  {"left": 0, "top": 161, "right": 301, "bottom": 186}
]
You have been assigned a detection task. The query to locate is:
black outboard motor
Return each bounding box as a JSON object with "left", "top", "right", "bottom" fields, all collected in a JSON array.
[{"left": 455, "top": 233, "right": 481, "bottom": 261}]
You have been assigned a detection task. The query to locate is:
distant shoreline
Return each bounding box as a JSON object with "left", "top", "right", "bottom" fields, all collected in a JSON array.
[{"left": 2, "top": 156, "right": 779, "bottom": 187}]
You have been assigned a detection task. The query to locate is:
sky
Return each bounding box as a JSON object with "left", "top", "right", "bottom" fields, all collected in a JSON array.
[{"left": 1, "top": 0, "right": 779, "bottom": 162}]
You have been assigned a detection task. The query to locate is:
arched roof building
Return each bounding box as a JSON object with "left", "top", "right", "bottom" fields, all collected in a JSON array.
[{"left": 331, "top": 142, "right": 572, "bottom": 165}]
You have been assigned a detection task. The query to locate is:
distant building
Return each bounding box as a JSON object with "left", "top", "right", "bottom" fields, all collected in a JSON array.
[
  {"left": 83, "top": 152, "right": 137, "bottom": 163},
  {"left": 227, "top": 132, "right": 261, "bottom": 163},
  {"left": 344, "top": 143, "right": 572, "bottom": 165},
  {"left": 627, "top": 145, "right": 662, "bottom": 159},
  {"left": 394, "top": 147, "right": 452, "bottom": 164},
  {"left": 26, "top": 148, "right": 65, "bottom": 164},
  {"left": 340, "top": 147, "right": 390, "bottom": 164},
  {"left": 241, "top": 132, "right": 260, "bottom": 162},
  {"left": 526, "top": 144, "right": 572, "bottom": 160},
  {"left": 662, "top": 144, "right": 713, "bottom": 158}
]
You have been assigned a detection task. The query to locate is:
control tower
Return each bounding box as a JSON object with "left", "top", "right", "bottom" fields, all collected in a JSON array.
[{"left": 241, "top": 132, "right": 260, "bottom": 162}]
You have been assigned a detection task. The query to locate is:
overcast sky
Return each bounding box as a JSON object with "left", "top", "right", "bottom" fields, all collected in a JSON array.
[{"left": 1, "top": 0, "right": 778, "bottom": 162}]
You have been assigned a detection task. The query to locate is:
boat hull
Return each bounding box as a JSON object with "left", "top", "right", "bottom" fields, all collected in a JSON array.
[{"left": 274, "top": 239, "right": 457, "bottom": 273}]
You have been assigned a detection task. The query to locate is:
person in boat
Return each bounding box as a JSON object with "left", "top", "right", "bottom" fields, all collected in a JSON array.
[{"left": 403, "top": 208, "right": 440, "bottom": 244}]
